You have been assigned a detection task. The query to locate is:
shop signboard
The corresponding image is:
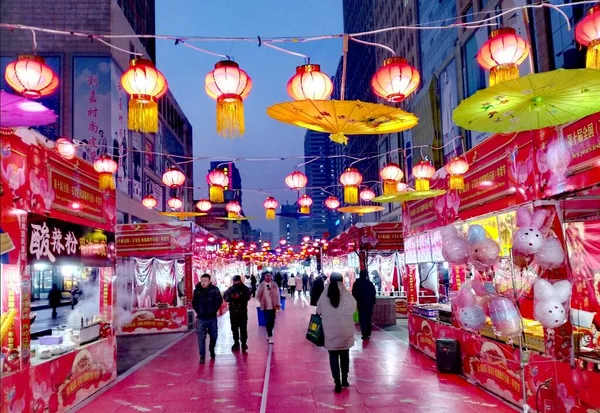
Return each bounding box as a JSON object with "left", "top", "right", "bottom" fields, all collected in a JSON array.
[
  {"left": 404, "top": 236, "right": 418, "bottom": 264},
  {"left": 118, "top": 307, "right": 188, "bottom": 335},
  {"left": 0, "top": 264, "right": 21, "bottom": 374},
  {"left": 416, "top": 233, "right": 432, "bottom": 263},
  {"left": 368, "top": 223, "right": 403, "bottom": 250},
  {"left": 98, "top": 267, "right": 114, "bottom": 323},
  {"left": 116, "top": 222, "right": 193, "bottom": 258}
]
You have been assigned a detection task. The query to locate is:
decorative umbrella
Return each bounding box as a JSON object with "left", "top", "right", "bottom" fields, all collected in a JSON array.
[
  {"left": 373, "top": 189, "right": 446, "bottom": 203},
  {"left": 159, "top": 212, "right": 207, "bottom": 220},
  {"left": 267, "top": 100, "right": 418, "bottom": 145},
  {"left": 453, "top": 69, "right": 600, "bottom": 134},
  {"left": 0, "top": 90, "right": 57, "bottom": 127},
  {"left": 217, "top": 216, "right": 253, "bottom": 221},
  {"left": 337, "top": 205, "right": 384, "bottom": 216}
]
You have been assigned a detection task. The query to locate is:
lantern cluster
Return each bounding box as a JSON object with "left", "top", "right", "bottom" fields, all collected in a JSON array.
[
  {"left": 575, "top": 6, "right": 600, "bottom": 69},
  {"left": 263, "top": 196, "right": 279, "bottom": 220},
  {"left": 477, "top": 28, "right": 529, "bottom": 86},
  {"left": 340, "top": 168, "right": 363, "bottom": 204}
]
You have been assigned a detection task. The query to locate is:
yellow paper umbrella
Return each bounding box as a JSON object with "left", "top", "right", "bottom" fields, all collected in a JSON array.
[
  {"left": 453, "top": 69, "right": 600, "bottom": 134},
  {"left": 267, "top": 100, "right": 418, "bottom": 145},
  {"left": 159, "top": 212, "right": 207, "bottom": 221},
  {"left": 372, "top": 189, "right": 446, "bottom": 204},
  {"left": 217, "top": 216, "right": 253, "bottom": 221},
  {"left": 337, "top": 205, "right": 384, "bottom": 216}
]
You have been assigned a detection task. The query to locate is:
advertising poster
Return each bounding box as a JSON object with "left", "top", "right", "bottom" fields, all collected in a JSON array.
[
  {"left": 144, "top": 136, "right": 155, "bottom": 170},
  {"left": 116, "top": 223, "right": 193, "bottom": 258},
  {"left": 131, "top": 132, "right": 142, "bottom": 201},
  {"left": 111, "top": 62, "right": 130, "bottom": 195},
  {"left": 408, "top": 314, "right": 437, "bottom": 359},
  {"left": 147, "top": 178, "right": 164, "bottom": 212},
  {"left": 118, "top": 307, "right": 188, "bottom": 335},
  {"left": 72, "top": 57, "right": 112, "bottom": 163},
  {"left": 0, "top": 56, "right": 61, "bottom": 140},
  {"left": 439, "top": 59, "right": 461, "bottom": 162}
]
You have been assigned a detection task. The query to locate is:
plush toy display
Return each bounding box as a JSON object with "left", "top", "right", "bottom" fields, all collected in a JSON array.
[
  {"left": 441, "top": 225, "right": 471, "bottom": 265},
  {"left": 468, "top": 225, "right": 500, "bottom": 271},
  {"left": 488, "top": 296, "right": 523, "bottom": 337},
  {"left": 535, "top": 236, "right": 565, "bottom": 270},
  {"left": 512, "top": 207, "right": 547, "bottom": 256},
  {"left": 533, "top": 278, "right": 572, "bottom": 328},
  {"left": 452, "top": 281, "right": 487, "bottom": 332}
]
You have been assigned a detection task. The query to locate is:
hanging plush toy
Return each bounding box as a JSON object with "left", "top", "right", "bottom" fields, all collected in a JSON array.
[
  {"left": 441, "top": 225, "right": 471, "bottom": 265},
  {"left": 512, "top": 207, "right": 547, "bottom": 256},
  {"left": 535, "top": 237, "right": 565, "bottom": 270},
  {"left": 452, "top": 281, "right": 486, "bottom": 332},
  {"left": 488, "top": 296, "right": 523, "bottom": 337},
  {"left": 468, "top": 225, "right": 500, "bottom": 271},
  {"left": 533, "top": 278, "right": 571, "bottom": 328}
]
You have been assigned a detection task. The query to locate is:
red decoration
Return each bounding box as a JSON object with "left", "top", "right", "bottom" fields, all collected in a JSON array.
[
  {"left": 93, "top": 154, "right": 118, "bottom": 190},
  {"left": 263, "top": 196, "right": 279, "bottom": 220},
  {"left": 340, "top": 168, "right": 363, "bottom": 204},
  {"left": 285, "top": 170, "right": 308, "bottom": 190},
  {"left": 287, "top": 64, "right": 333, "bottom": 100},
  {"left": 142, "top": 194, "right": 158, "bottom": 209},
  {"left": 167, "top": 197, "right": 183, "bottom": 210},
  {"left": 371, "top": 57, "right": 420, "bottom": 103},
  {"left": 162, "top": 166, "right": 186, "bottom": 188},
  {"left": 445, "top": 156, "right": 470, "bottom": 190},
  {"left": 575, "top": 5, "right": 600, "bottom": 69},
  {"left": 477, "top": 28, "right": 529, "bottom": 86},
  {"left": 56, "top": 138, "right": 75, "bottom": 160},
  {"left": 226, "top": 200, "right": 242, "bottom": 218},
  {"left": 380, "top": 163, "right": 404, "bottom": 195},
  {"left": 298, "top": 194, "right": 313, "bottom": 214},
  {"left": 324, "top": 196, "right": 340, "bottom": 210},
  {"left": 4, "top": 55, "right": 59, "bottom": 98},
  {"left": 207, "top": 169, "right": 227, "bottom": 203},
  {"left": 360, "top": 188, "right": 376, "bottom": 202},
  {"left": 412, "top": 158, "right": 436, "bottom": 191},
  {"left": 196, "top": 199, "right": 212, "bottom": 212}
]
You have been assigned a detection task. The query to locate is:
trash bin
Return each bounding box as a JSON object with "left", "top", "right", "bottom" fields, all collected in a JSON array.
[
  {"left": 280, "top": 296, "right": 286, "bottom": 310},
  {"left": 256, "top": 307, "right": 266, "bottom": 326}
]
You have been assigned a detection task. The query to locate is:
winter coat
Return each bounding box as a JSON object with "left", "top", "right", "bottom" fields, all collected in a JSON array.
[
  {"left": 352, "top": 276, "right": 377, "bottom": 311},
  {"left": 256, "top": 282, "right": 280, "bottom": 310},
  {"left": 192, "top": 283, "right": 223, "bottom": 320},
  {"left": 310, "top": 276, "right": 325, "bottom": 306},
  {"left": 295, "top": 276, "right": 303, "bottom": 289},
  {"left": 223, "top": 283, "right": 251, "bottom": 318},
  {"left": 316, "top": 283, "right": 357, "bottom": 351},
  {"left": 48, "top": 287, "right": 62, "bottom": 308}
]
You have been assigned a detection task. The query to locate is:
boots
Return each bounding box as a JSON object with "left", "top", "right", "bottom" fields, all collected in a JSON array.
[
  {"left": 334, "top": 381, "right": 342, "bottom": 393},
  {"left": 342, "top": 376, "right": 350, "bottom": 387}
]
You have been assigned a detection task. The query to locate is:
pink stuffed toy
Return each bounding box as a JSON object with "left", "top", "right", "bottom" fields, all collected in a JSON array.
[
  {"left": 452, "top": 281, "right": 486, "bottom": 332},
  {"left": 535, "top": 236, "right": 565, "bottom": 270},
  {"left": 488, "top": 296, "right": 523, "bottom": 337},
  {"left": 441, "top": 225, "right": 471, "bottom": 265},
  {"left": 467, "top": 225, "right": 500, "bottom": 271},
  {"left": 512, "top": 207, "right": 547, "bottom": 256},
  {"left": 533, "top": 279, "right": 571, "bottom": 328}
]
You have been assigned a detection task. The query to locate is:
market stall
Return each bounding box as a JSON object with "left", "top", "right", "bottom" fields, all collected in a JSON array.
[
  {"left": 0, "top": 128, "right": 117, "bottom": 412},
  {"left": 403, "top": 113, "right": 600, "bottom": 412}
]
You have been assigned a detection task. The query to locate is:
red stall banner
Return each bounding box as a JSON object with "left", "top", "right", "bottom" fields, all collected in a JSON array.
[
  {"left": 408, "top": 314, "right": 437, "bottom": 359},
  {"left": 118, "top": 307, "right": 188, "bottom": 335},
  {"left": 184, "top": 255, "right": 193, "bottom": 304},
  {"left": 116, "top": 222, "right": 193, "bottom": 258},
  {"left": 449, "top": 265, "right": 466, "bottom": 292},
  {"left": 404, "top": 264, "right": 418, "bottom": 304},
  {"left": 98, "top": 267, "right": 114, "bottom": 323}
]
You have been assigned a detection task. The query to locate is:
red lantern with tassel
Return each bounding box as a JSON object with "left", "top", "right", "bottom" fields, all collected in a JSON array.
[
  {"left": 477, "top": 28, "right": 529, "bottom": 86},
  {"left": 324, "top": 196, "right": 340, "bottom": 210},
  {"left": 162, "top": 166, "right": 186, "bottom": 188},
  {"left": 167, "top": 196, "right": 183, "bottom": 210},
  {"left": 4, "top": 55, "right": 59, "bottom": 98},
  {"left": 196, "top": 199, "right": 212, "bottom": 212},
  {"left": 226, "top": 200, "right": 242, "bottom": 218},
  {"left": 263, "top": 197, "right": 279, "bottom": 220},
  {"left": 340, "top": 168, "right": 363, "bottom": 204},
  {"left": 371, "top": 57, "right": 420, "bottom": 103},
  {"left": 207, "top": 169, "right": 227, "bottom": 203},
  {"left": 285, "top": 170, "right": 308, "bottom": 190},
  {"left": 287, "top": 64, "right": 333, "bottom": 100},
  {"left": 93, "top": 154, "right": 118, "bottom": 190},
  {"left": 298, "top": 195, "right": 313, "bottom": 214},
  {"left": 412, "top": 158, "right": 436, "bottom": 191},
  {"left": 142, "top": 194, "right": 158, "bottom": 209},
  {"left": 445, "top": 157, "right": 469, "bottom": 190},
  {"left": 56, "top": 138, "right": 75, "bottom": 160},
  {"left": 575, "top": 6, "right": 600, "bottom": 69},
  {"left": 380, "top": 163, "right": 404, "bottom": 196},
  {"left": 360, "top": 188, "right": 376, "bottom": 202}
]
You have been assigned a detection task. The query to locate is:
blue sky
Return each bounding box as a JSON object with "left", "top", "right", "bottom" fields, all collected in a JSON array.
[{"left": 156, "top": 1, "right": 343, "bottom": 237}]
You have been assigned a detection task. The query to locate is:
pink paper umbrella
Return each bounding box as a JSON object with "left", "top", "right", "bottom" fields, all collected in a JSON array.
[{"left": 0, "top": 90, "right": 57, "bottom": 127}]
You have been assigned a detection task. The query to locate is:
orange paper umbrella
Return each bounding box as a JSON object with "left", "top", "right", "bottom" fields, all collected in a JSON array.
[{"left": 337, "top": 205, "right": 384, "bottom": 216}]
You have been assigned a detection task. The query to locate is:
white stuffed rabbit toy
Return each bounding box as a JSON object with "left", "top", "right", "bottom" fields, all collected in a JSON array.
[
  {"left": 513, "top": 207, "right": 547, "bottom": 256},
  {"left": 533, "top": 278, "right": 572, "bottom": 328}
]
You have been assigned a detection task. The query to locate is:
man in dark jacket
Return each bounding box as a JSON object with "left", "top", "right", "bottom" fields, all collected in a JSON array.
[
  {"left": 302, "top": 273, "right": 309, "bottom": 295},
  {"left": 352, "top": 269, "right": 377, "bottom": 340},
  {"left": 274, "top": 272, "right": 283, "bottom": 289},
  {"left": 223, "top": 275, "right": 251, "bottom": 352},
  {"left": 192, "top": 274, "right": 223, "bottom": 363},
  {"left": 250, "top": 274, "right": 257, "bottom": 297},
  {"left": 310, "top": 273, "right": 326, "bottom": 306},
  {"left": 48, "top": 283, "right": 62, "bottom": 319}
]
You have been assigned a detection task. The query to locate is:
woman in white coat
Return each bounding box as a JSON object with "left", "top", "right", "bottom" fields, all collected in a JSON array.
[{"left": 316, "top": 272, "right": 357, "bottom": 393}]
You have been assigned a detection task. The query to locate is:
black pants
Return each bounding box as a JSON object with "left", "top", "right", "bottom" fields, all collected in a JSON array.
[
  {"left": 230, "top": 314, "right": 248, "bottom": 344},
  {"left": 328, "top": 350, "right": 350, "bottom": 384},
  {"left": 358, "top": 307, "right": 373, "bottom": 338},
  {"left": 264, "top": 309, "right": 276, "bottom": 337},
  {"left": 51, "top": 307, "right": 57, "bottom": 319},
  {"left": 289, "top": 286, "right": 296, "bottom": 296}
]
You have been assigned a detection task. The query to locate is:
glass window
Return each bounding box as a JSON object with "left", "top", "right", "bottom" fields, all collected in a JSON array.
[
  {"left": 463, "top": 4, "right": 474, "bottom": 23},
  {"left": 549, "top": 0, "right": 587, "bottom": 69},
  {"left": 462, "top": 28, "right": 488, "bottom": 98}
]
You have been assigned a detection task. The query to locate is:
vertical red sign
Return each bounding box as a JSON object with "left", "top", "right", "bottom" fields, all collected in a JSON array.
[
  {"left": 404, "top": 264, "right": 418, "bottom": 304},
  {"left": 184, "top": 255, "right": 193, "bottom": 305},
  {"left": 99, "top": 267, "right": 113, "bottom": 322},
  {"left": 450, "top": 265, "right": 466, "bottom": 292}
]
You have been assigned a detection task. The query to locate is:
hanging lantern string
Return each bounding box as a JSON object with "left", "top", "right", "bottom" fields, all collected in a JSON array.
[
  {"left": 94, "top": 37, "right": 144, "bottom": 56},
  {"left": 29, "top": 28, "right": 37, "bottom": 51},
  {"left": 349, "top": 37, "right": 395, "bottom": 56}
]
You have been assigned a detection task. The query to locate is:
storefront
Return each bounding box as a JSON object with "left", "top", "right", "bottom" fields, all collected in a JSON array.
[{"left": 0, "top": 128, "right": 117, "bottom": 412}]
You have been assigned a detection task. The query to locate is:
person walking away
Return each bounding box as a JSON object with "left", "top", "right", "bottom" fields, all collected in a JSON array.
[
  {"left": 275, "top": 272, "right": 283, "bottom": 289},
  {"left": 302, "top": 273, "right": 309, "bottom": 295},
  {"left": 223, "top": 275, "right": 251, "bottom": 352},
  {"left": 371, "top": 270, "right": 382, "bottom": 293},
  {"left": 309, "top": 274, "right": 315, "bottom": 291},
  {"left": 70, "top": 284, "right": 82, "bottom": 310},
  {"left": 289, "top": 274, "right": 296, "bottom": 296},
  {"left": 352, "top": 269, "right": 377, "bottom": 340},
  {"left": 192, "top": 274, "right": 223, "bottom": 363},
  {"left": 310, "top": 273, "right": 326, "bottom": 306},
  {"left": 317, "top": 272, "right": 357, "bottom": 393},
  {"left": 282, "top": 273, "right": 289, "bottom": 290},
  {"left": 250, "top": 274, "right": 257, "bottom": 298},
  {"left": 256, "top": 271, "right": 280, "bottom": 344},
  {"left": 48, "top": 283, "right": 62, "bottom": 319},
  {"left": 295, "top": 273, "right": 303, "bottom": 297}
]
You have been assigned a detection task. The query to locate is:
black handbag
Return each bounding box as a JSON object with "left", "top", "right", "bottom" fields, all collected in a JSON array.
[{"left": 306, "top": 314, "right": 325, "bottom": 347}]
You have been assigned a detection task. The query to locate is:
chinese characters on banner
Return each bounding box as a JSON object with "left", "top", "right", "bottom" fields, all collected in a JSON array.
[
  {"left": 112, "top": 62, "right": 130, "bottom": 195},
  {"left": 0, "top": 264, "right": 21, "bottom": 373},
  {"left": 450, "top": 265, "right": 466, "bottom": 292},
  {"left": 404, "top": 264, "right": 418, "bottom": 304},
  {"left": 99, "top": 267, "right": 114, "bottom": 322}
]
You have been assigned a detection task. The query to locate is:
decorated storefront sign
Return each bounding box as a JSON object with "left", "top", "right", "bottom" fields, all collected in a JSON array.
[
  {"left": 118, "top": 307, "right": 188, "bottom": 335},
  {"left": 116, "top": 222, "right": 194, "bottom": 257}
]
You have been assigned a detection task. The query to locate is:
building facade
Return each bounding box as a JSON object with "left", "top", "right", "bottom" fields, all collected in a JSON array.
[
  {"left": 0, "top": 0, "right": 193, "bottom": 225},
  {"left": 279, "top": 203, "right": 301, "bottom": 245}
]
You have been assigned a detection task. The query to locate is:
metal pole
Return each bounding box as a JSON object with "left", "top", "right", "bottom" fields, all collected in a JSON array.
[{"left": 341, "top": 35, "right": 349, "bottom": 101}]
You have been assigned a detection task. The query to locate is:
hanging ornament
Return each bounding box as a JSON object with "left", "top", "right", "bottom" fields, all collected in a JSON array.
[
  {"left": 121, "top": 59, "right": 168, "bottom": 133},
  {"left": 575, "top": 6, "right": 600, "bottom": 69},
  {"left": 360, "top": 188, "right": 376, "bottom": 202},
  {"left": 167, "top": 196, "right": 183, "bottom": 210},
  {"left": 93, "top": 154, "right": 118, "bottom": 190},
  {"left": 226, "top": 200, "right": 242, "bottom": 218},
  {"left": 285, "top": 170, "right": 308, "bottom": 190},
  {"left": 445, "top": 156, "right": 469, "bottom": 190},
  {"left": 324, "top": 196, "right": 340, "bottom": 210},
  {"left": 263, "top": 196, "right": 279, "bottom": 220},
  {"left": 4, "top": 55, "right": 59, "bottom": 98},
  {"left": 56, "top": 138, "right": 75, "bottom": 160},
  {"left": 380, "top": 163, "right": 404, "bottom": 196},
  {"left": 205, "top": 60, "right": 252, "bottom": 138},
  {"left": 207, "top": 169, "right": 227, "bottom": 203},
  {"left": 162, "top": 166, "right": 186, "bottom": 188},
  {"left": 142, "top": 194, "right": 158, "bottom": 209},
  {"left": 477, "top": 28, "right": 529, "bottom": 86},
  {"left": 371, "top": 57, "right": 420, "bottom": 102},
  {"left": 196, "top": 199, "right": 212, "bottom": 212},
  {"left": 412, "top": 158, "right": 436, "bottom": 191},
  {"left": 287, "top": 64, "right": 333, "bottom": 100},
  {"left": 298, "top": 195, "right": 313, "bottom": 214},
  {"left": 340, "top": 168, "right": 363, "bottom": 204}
]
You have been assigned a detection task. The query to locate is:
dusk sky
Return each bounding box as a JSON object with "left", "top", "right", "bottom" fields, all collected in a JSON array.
[{"left": 156, "top": 1, "right": 343, "bottom": 237}]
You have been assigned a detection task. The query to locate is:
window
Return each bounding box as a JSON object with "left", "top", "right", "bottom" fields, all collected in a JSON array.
[
  {"left": 549, "top": 0, "right": 588, "bottom": 69},
  {"left": 462, "top": 28, "right": 488, "bottom": 98},
  {"left": 463, "top": 4, "right": 474, "bottom": 23}
]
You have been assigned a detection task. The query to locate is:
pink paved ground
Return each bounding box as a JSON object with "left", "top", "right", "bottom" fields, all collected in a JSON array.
[{"left": 76, "top": 294, "right": 517, "bottom": 412}]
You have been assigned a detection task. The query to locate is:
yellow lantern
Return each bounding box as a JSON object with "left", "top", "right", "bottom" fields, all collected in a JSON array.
[
  {"left": 445, "top": 157, "right": 469, "bottom": 190},
  {"left": 412, "top": 159, "right": 436, "bottom": 191},
  {"left": 340, "top": 168, "right": 363, "bottom": 204},
  {"left": 379, "top": 163, "right": 404, "bottom": 196}
]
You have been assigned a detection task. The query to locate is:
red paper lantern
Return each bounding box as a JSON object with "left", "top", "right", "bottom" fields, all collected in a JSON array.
[
  {"left": 298, "top": 194, "right": 313, "bottom": 214},
  {"left": 196, "top": 199, "right": 212, "bottom": 212},
  {"left": 477, "top": 28, "right": 529, "bottom": 86},
  {"left": 56, "top": 138, "right": 75, "bottom": 160},
  {"left": 226, "top": 200, "right": 242, "bottom": 218},
  {"left": 285, "top": 170, "right": 308, "bottom": 190},
  {"left": 445, "top": 156, "right": 470, "bottom": 190},
  {"left": 205, "top": 60, "right": 252, "bottom": 138},
  {"left": 167, "top": 196, "right": 183, "bottom": 210},
  {"left": 380, "top": 163, "right": 404, "bottom": 195},
  {"left": 340, "top": 168, "right": 363, "bottom": 204},
  {"left": 287, "top": 64, "right": 333, "bottom": 101},
  {"left": 162, "top": 166, "right": 186, "bottom": 188},
  {"left": 575, "top": 6, "right": 600, "bottom": 69},
  {"left": 360, "top": 188, "right": 376, "bottom": 202},
  {"left": 324, "top": 196, "right": 340, "bottom": 210},
  {"left": 412, "top": 159, "right": 436, "bottom": 191},
  {"left": 263, "top": 196, "right": 279, "bottom": 220},
  {"left": 207, "top": 169, "right": 228, "bottom": 203},
  {"left": 142, "top": 194, "right": 158, "bottom": 209},
  {"left": 4, "top": 55, "right": 59, "bottom": 99},
  {"left": 371, "top": 57, "right": 420, "bottom": 103},
  {"left": 93, "top": 154, "right": 118, "bottom": 190},
  {"left": 121, "top": 59, "right": 168, "bottom": 133}
]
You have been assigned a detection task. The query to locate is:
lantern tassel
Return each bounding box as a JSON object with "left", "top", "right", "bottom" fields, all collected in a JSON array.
[
  {"left": 587, "top": 39, "right": 600, "bottom": 70},
  {"left": 128, "top": 99, "right": 158, "bottom": 133},
  {"left": 228, "top": 212, "right": 238, "bottom": 219},
  {"left": 329, "top": 133, "right": 348, "bottom": 145},
  {"left": 98, "top": 173, "right": 115, "bottom": 191},
  {"left": 216, "top": 95, "right": 245, "bottom": 138},
  {"left": 209, "top": 185, "right": 224, "bottom": 203},
  {"left": 489, "top": 63, "right": 519, "bottom": 86},
  {"left": 449, "top": 175, "right": 465, "bottom": 190},
  {"left": 344, "top": 186, "right": 358, "bottom": 204},
  {"left": 266, "top": 209, "right": 276, "bottom": 220},
  {"left": 415, "top": 178, "right": 430, "bottom": 191},
  {"left": 383, "top": 181, "right": 399, "bottom": 196},
  {"left": 300, "top": 206, "right": 310, "bottom": 214}
]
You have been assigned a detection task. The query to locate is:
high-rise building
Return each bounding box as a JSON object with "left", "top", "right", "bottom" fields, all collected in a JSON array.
[
  {"left": 0, "top": 0, "right": 193, "bottom": 224},
  {"left": 250, "top": 229, "right": 273, "bottom": 246},
  {"left": 279, "top": 203, "right": 301, "bottom": 245}
]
